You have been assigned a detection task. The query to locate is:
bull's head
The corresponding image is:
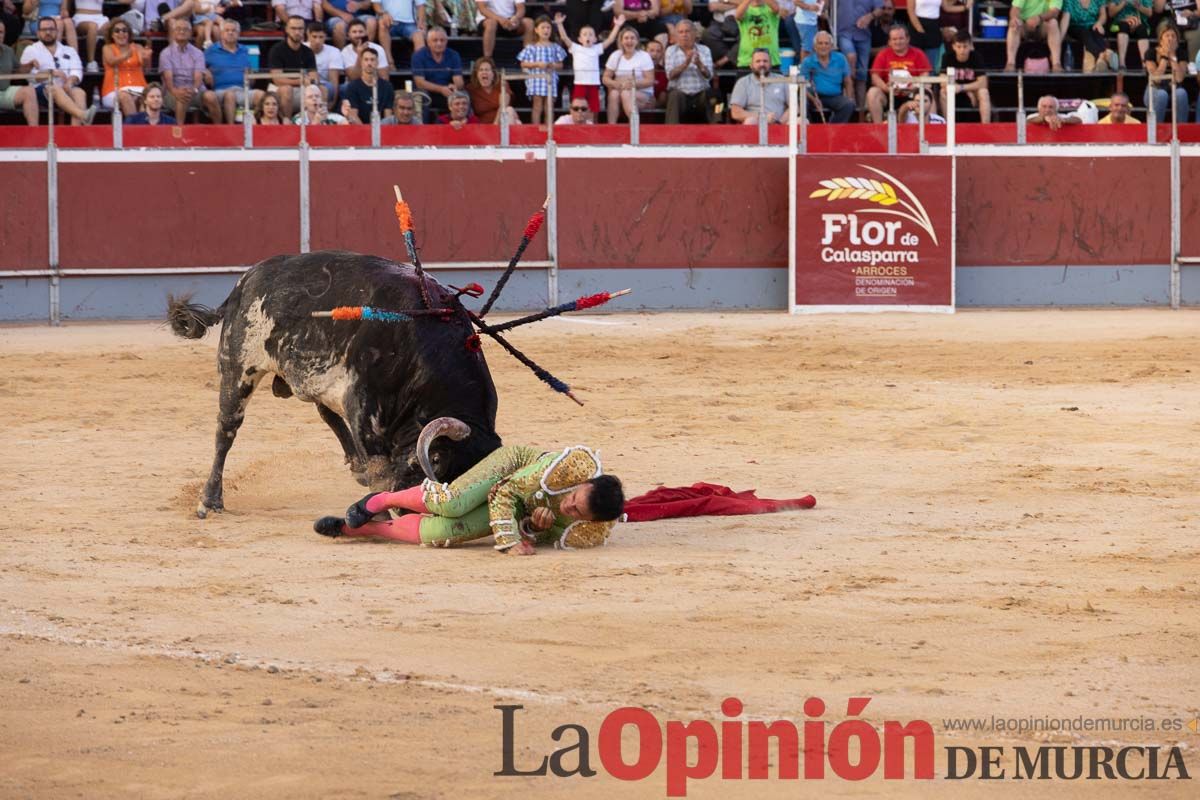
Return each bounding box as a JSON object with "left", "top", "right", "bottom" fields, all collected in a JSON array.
[{"left": 372, "top": 416, "right": 500, "bottom": 491}]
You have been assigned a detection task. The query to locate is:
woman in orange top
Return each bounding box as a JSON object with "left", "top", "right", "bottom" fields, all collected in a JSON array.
[
  {"left": 467, "top": 57, "right": 520, "bottom": 126},
  {"left": 101, "top": 21, "right": 151, "bottom": 116}
]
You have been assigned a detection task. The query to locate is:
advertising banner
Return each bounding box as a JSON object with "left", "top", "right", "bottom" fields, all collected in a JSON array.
[{"left": 791, "top": 156, "right": 954, "bottom": 312}]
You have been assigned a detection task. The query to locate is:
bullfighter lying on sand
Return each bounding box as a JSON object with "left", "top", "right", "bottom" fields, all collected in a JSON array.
[{"left": 314, "top": 417, "right": 625, "bottom": 555}]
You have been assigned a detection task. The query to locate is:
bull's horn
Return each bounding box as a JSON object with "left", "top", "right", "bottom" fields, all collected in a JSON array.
[{"left": 417, "top": 417, "right": 472, "bottom": 481}]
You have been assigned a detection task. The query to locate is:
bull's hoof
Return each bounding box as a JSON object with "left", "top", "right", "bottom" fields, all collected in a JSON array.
[
  {"left": 197, "top": 498, "right": 224, "bottom": 519},
  {"left": 314, "top": 516, "right": 345, "bottom": 538}
]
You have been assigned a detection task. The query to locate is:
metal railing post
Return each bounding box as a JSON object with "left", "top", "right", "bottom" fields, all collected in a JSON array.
[
  {"left": 886, "top": 84, "right": 896, "bottom": 154},
  {"left": 1170, "top": 132, "right": 1180, "bottom": 309},
  {"left": 546, "top": 138, "right": 558, "bottom": 305},
  {"left": 47, "top": 74, "right": 55, "bottom": 148},
  {"left": 298, "top": 72, "right": 310, "bottom": 254},
  {"left": 630, "top": 90, "right": 640, "bottom": 145},
  {"left": 242, "top": 72, "right": 252, "bottom": 147},
  {"left": 500, "top": 69, "right": 510, "bottom": 145},
  {"left": 112, "top": 69, "right": 122, "bottom": 149},
  {"left": 758, "top": 77, "right": 768, "bottom": 145},
  {"left": 1016, "top": 71, "right": 1026, "bottom": 144},
  {"left": 917, "top": 85, "right": 927, "bottom": 153},
  {"left": 47, "top": 113, "right": 60, "bottom": 326},
  {"left": 371, "top": 79, "right": 380, "bottom": 147},
  {"left": 946, "top": 67, "right": 955, "bottom": 150}
]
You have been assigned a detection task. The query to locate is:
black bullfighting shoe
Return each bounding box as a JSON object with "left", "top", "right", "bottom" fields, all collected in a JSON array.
[
  {"left": 313, "top": 516, "right": 346, "bottom": 538},
  {"left": 345, "top": 492, "right": 382, "bottom": 529}
]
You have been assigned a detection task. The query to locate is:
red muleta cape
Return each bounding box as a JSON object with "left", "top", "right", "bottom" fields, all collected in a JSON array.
[{"left": 623, "top": 482, "right": 816, "bottom": 523}]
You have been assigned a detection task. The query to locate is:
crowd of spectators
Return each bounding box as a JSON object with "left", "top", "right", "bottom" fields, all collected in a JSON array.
[{"left": 1, "top": 0, "right": 1199, "bottom": 127}]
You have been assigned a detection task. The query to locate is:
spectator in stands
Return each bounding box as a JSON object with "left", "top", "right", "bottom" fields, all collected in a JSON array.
[
  {"left": 1027, "top": 93, "right": 1081, "bottom": 128},
  {"left": 342, "top": 18, "right": 390, "bottom": 79},
  {"left": 429, "top": 0, "right": 478, "bottom": 35},
  {"left": 269, "top": 15, "right": 320, "bottom": 117},
  {"left": 1061, "top": 0, "right": 1116, "bottom": 71},
  {"left": 148, "top": 0, "right": 199, "bottom": 35},
  {"left": 192, "top": 0, "right": 240, "bottom": 50},
  {"left": 1, "top": 2, "right": 21, "bottom": 48},
  {"left": 602, "top": 24, "right": 655, "bottom": 122},
  {"left": 898, "top": 88, "right": 943, "bottom": 122},
  {"left": 25, "top": 0, "right": 80, "bottom": 50},
  {"left": 645, "top": 36, "right": 669, "bottom": 107},
  {"left": 160, "top": 19, "right": 220, "bottom": 122},
  {"left": 381, "top": 88, "right": 420, "bottom": 122},
  {"left": 909, "top": 0, "right": 948, "bottom": 70},
  {"left": 703, "top": 0, "right": 740, "bottom": 68},
  {"left": 617, "top": 0, "right": 668, "bottom": 48},
  {"left": 941, "top": 28, "right": 989, "bottom": 121},
  {"left": 476, "top": 0, "right": 532, "bottom": 59},
  {"left": 1097, "top": 91, "right": 1138, "bottom": 122},
  {"left": 1182, "top": 8, "right": 1200, "bottom": 65},
  {"left": 295, "top": 80, "right": 349, "bottom": 121},
  {"left": 517, "top": 14, "right": 566, "bottom": 125},
  {"left": 837, "top": 0, "right": 884, "bottom": 114},
  {"left": 307, "top": 20, "right": 344, "bottom": 102},
  {"left": 729, "top": 47, "right": 788, "bottom": 123},
  {"left": 1143, "top": 23, "right": 1189, "bottom": 121},
  {"left": 21, "top": 15, "right": 96, "bottom": 124},
  {"left": 801, "top": 30, "right": 855, "bottom": 123},
  {"left": 437, "top": 87, "right": 475, "bottom": 125},
  {"left": 323, "top": 0, "right": 378, "bottom": 48},
  {"left": 1005, "top": 0, "right": 1063, "bottom": 72},
  {"left": 554, "top": 11, "right": 623, "bottom": 115},
  {"left": 938, "top": 0, "right": 968, "bottom": 47},
  {"left": 375, "top": 0, "right": 426, "bottom": 56},
  {"left": 789, "top": 0, "right": 823, "bottom": 61},
  {"left": 734, "top": 0, "right": 781, "bottom": 68},
  {"left": 411, "top": 25, "right": 463, "bottom": 116},
  {"left": 868, "top": 0, "right": 894, "bottom": 52},
  {"left": 866, "top": 24, "right": 931, "bottom": 122},
  {"left": 72, "top": 0, "right": 109, "bottom": 72},
  {"left": 1108, "top": 0, "right": 1152, "bottom": 68},
  {"left": 664, "top": 18, "right": 715, "bottom": 123},
  {"left": 341, "top": 45, "right": 392, "bottom": 121},
  {"left": 100, "top": 18, "right": 150, "bottom": 116},
  {"left": 659, "top": 0, "right": 691, "bottom": 40},
  {"left": 556, "top": 96, "right": 593, "bottom": 123},
  {"left": 273, "top": 0, "right": 323, "bottom": 27},
  {"left": 467, "top": 54, "right": 518, "bottom": 124},
  {"left": 0, "top": 20, "right": 38, "bottom": 124},
  {"left": 207, "top": 19, "right": 259, "bottom": 122},
  {"left": 254, "top": 89, "right": 289, "bottom": 122},
  {"left": 125, "top": 80, "right": 177, "bottom": 122}
]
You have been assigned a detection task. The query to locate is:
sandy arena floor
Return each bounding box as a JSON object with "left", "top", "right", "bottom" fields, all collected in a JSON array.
[{"left": 1, "top": 310, "right": 1198, "bottom": 798}]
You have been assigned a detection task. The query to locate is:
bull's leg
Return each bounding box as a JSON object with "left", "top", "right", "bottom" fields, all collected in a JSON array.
[
  {"left": 316, "top": 404, "right": 368, "bottom": 486},
  {"left": 197, "top": 367, "right": 264, "bottom": 518},
  {"left": 343, "top": 398, "right": 394, "bottom": 492}
]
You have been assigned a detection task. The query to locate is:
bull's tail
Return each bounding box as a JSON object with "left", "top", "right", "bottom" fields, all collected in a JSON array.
[{"left": 167, "top": 293, "right": 225, "bottom": 339}]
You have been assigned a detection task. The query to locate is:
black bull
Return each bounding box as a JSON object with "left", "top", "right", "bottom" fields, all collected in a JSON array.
[{"left": 168, "top": 250, "right": 502, "bottom": 518}]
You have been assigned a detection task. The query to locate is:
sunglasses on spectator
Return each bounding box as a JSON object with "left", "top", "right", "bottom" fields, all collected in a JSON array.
[
  {"left": 570, "top": 105, "right": 588, "bottom": 112},
  {"left": 114, "top": 27, "right": 130, "bottom": 33}
]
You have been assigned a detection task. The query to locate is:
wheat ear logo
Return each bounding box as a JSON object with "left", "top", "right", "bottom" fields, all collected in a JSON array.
[{"left": 810, "top": 165, "right": 939, "bottom": 246}]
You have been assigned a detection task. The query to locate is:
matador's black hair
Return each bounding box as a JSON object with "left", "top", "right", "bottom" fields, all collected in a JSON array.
[{"left": 586, "top": 475, "right": 625, "bottom": 522}]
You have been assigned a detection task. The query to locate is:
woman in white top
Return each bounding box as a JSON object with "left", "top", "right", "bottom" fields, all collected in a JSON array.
[
  {"left": 909, "top": 0, "right": 953, "bottom": 71},
  {"left": 602, "top": 25, "right": 655, "bottom": 123}
]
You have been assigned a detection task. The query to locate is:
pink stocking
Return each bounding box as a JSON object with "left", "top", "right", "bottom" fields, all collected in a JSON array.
[
  {"left": 342, "top": 514, "right": 423, "bottom": 543},
  {"left": 366, "top": 485, "right": 427, "bottom": 514}
]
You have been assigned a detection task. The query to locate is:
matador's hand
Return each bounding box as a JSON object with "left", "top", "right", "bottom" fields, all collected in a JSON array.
[
  {"left": 530, "top": 507, "right": 555, "bottom": 530},
  {"left": 508, "top": 538, "right": 536, "bottom": 555}
]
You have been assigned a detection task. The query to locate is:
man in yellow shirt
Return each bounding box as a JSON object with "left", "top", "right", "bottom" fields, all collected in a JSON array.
[
  {"left": 1005, "top": 0, "right": 1064, "bottom": 72},
  {"left": 1097, "top": 92, "right": 1141, "bottom": 124}
]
